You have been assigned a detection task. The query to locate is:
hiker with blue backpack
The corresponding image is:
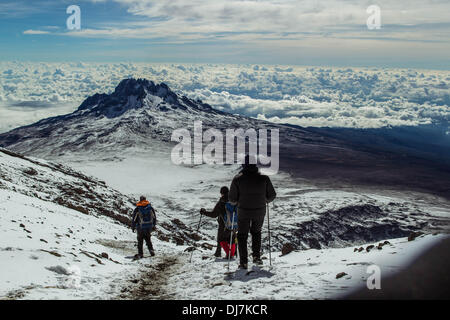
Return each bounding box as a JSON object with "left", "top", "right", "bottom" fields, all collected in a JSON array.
[
  {"left": 131, "top": 196, "right": 156, "bottom": 259},
  {"left": 229, "top": 155, "right": 276, "bottom": 270},
  {"left": 200, "top": 186, "right": 237, "bottom": 259}
]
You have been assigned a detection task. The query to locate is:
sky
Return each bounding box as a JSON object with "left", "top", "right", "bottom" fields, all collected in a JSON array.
[
  {"left": 0, "top": 1, "right": 448, "bottom": 133},
  {"left": 0, "top": 0, "right": 449, "bottom": 69}
]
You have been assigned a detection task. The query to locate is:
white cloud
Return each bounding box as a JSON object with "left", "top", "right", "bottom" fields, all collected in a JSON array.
[
  {"left": 23, "top": 29, "right": 50, "bottom": 35},
  {"left": 72, "top": 0, "right": 450, "bottom": 44},
  {"left": 0, "top": 62, "right": 448, "bottom": 131}
]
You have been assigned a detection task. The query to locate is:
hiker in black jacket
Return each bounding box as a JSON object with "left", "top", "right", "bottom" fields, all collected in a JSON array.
[
  {"left": 229, "top": 155, "right": 276, "bottom": 269},
  {"left": 131, "top": 196, "right": 156, "bottom": 259},
  {"left": 200, "top": 186, "right": 237, "bottom": 259}
]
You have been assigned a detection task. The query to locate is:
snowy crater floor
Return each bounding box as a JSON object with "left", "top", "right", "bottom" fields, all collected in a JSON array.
[
  {"left": 1, "top": 150, "right": 450, "bottom": 299},
  {"left": 1, "top": 187, "right": 446, "bottom": 300}
]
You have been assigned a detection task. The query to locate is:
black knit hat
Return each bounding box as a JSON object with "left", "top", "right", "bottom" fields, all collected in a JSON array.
[{"left": 220, "top": 186, "right": 229, "bottom": 195}]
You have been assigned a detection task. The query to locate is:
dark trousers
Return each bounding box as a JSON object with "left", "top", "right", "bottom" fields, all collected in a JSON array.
[
  {"left": 237, "top": 214, "right": 265, "bottom": 264},
  {"left": 137, "top": 229, "right": 154, "bottom": 256},
  {"left": 216, "top": 227, "right": 222, "bottom": 254}
]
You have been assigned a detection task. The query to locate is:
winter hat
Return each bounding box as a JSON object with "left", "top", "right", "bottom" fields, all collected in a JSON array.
[{"left": 220, "top": 186, "right": 229, "bottom": 195}]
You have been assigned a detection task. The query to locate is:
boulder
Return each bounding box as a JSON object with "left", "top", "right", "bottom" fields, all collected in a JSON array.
[
  {"left": 408, "top": 232, "right": 424, "bottom": 241},
  {"left": 281, "top": 243, "right": 295, "bottom": 256}
]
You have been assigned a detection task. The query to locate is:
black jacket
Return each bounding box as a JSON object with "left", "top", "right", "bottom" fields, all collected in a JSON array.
[
  {"left": 229, "top": 166, "right": 276, "bottom": 216},
  {"left": 202, "top": 195, "right": 234, "bottom": 242}
]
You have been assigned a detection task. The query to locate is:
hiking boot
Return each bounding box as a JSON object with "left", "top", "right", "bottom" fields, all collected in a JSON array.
[
  {"left": 150, "top": 250, "right": 155, "bottom": 257},
  {"left": 253, "top": 257, "right": 263, "bottom": 265},
  {"left": 214, "top": 248, "right": 221, "bottom": 258},
  {"left": 134, "top": 254, "right": 143, "bottom": 260},
  {"left": 238, "top": 263, "right": 248, "bottom": 270}
]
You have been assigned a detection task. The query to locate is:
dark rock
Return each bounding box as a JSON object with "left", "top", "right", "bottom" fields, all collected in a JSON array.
[
  {"left": 40, "top": 239, "right": 48, "bottom": 243},
  {"left": 46, "top": 265, "right": 70, "bottom": 275},
  {"left": 408, "top": 231, "right": 424, "bottom": 241},
  {"left": 201, "top": 243, "right": 214, "bottom": 250},
  {"left": 292, "top": 204, "right": 414, "bottom": 250},
  {"left": 189, "top": 233, "right": 202, "bottom": 241},
  {"left": 358, "top": 247, "right": 364, "bottom": 252},
  {"left": 281, "top": 243, "right": 295, "bottom": 256},
  {"left": 101, "top": 252, "right": 109, "bottom": 259},
  {"left": 308, "top": 238, "right": 321, "bottom": 249},
  {"left": 23, "top": 168, "right": 38, "bottom": 176},
  {"left": 41, "top": 249, "right": 62, "bottom": 257},
  {"left": 173, "top": 236, "right": 185, "bottom": 245},
  {"left": 19, "top": 223, "right": 25, "bottom": 228},
  {"left": 336, "top": 272, "right": 347, "bottom": 279},
  {"left": 366, "top": 245, "right": 375, "bottom": 252}
]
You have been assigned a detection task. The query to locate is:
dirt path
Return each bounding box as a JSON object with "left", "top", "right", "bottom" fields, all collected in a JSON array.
[{"left": 116, "top": 255, "right": 181, "bottom": 299}]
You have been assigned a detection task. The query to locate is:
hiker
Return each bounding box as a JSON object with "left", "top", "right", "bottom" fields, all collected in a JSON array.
[
  {"left": 229, "top": 155, "right": 276, "bottom": 269},
  {"left": 131, "top": 196, "right": 156, "bottom": 259},
  {"left": 200, "top": 186, "right": 237, "bottom": 259}
]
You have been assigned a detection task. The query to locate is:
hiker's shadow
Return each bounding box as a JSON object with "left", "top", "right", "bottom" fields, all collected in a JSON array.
[{"left": 225, "top": 266, "right": 275, "bottom": 282}]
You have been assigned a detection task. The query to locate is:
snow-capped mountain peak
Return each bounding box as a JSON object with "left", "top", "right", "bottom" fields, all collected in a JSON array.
[
  {"left": 0, "top": 78, "right": 232, "bottom": 157},
  {"left": 77, "top": 78, "right": 212, "bottom": 117}
]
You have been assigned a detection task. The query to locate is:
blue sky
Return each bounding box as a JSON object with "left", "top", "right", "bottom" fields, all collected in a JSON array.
[{"left": 0, "top": 0, "right": 450, "bottom": 68}]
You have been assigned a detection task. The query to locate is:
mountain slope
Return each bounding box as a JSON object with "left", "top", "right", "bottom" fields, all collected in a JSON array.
[
  {"left": 1, "top": 78, "right": 450, "bottom": 299},
  {"left": 0, "top": 147, "right": 210, "bottom": 247},
  {"left": 0, "top": 77, "right": 449, "bottom": 198}
]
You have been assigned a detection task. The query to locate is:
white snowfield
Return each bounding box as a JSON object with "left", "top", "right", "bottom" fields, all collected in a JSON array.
[
  {"left": 1, "top": 147, "right": 449, "bottom": 299},
  {"left": 0, "top": 188, "right": 447, "bottom": 300},
  {"left": 175, "top": 233, "right": 448, "bottom": 300}
]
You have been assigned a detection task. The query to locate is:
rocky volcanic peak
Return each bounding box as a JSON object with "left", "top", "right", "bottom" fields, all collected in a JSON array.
[
  {"left": 76, "top": 78, "right": 211, "bottom": 117},
  {"left": 0, "top": 78, "right": 240, "bottom": 157}
]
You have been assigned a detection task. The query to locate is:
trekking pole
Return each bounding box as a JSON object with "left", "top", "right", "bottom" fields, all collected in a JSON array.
[
  {"left": 227, "top": 212, "right": 236, "bottom": 272},
  {"left": 267, "top": 202, "right": 272, "bottom": 267},
  {"left": 189, "top": 212, "right": 203, "bottom": 263}
]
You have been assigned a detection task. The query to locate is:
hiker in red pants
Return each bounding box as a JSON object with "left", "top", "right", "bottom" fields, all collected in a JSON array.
[{"left": 200, "top": 186, "right": 236, "bottom": 259}]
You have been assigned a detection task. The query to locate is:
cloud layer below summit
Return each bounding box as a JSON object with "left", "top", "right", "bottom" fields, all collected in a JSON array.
[{"left": 0, "top": 62, "right": 449, "bottom": 132}]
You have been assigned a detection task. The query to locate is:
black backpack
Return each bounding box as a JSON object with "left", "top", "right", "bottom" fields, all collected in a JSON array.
[{"left": 137, "top": 204, "right": 157, "bottom": 230}]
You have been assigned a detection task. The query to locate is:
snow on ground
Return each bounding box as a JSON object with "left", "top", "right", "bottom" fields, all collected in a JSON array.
[
  {"left": 1, "top": 184, "right": 446, "bottom": 300},
  {"left": 2, "top": 147, "right": 449, "bottom": 299},
  {"left": 68, "top": 152, "right": 450, "bottom": 250},
  {"left": 61, "top": 152, "right": 450, "bottom": 299},
  {"left": 0, "top": 188, "right": 132, "bottom": 299},
  {"left": 165, "top": 233, "right": 449, "bottom": 300},
  {"left": 0, "top": 188, "right": 184, "bottom": 300}
]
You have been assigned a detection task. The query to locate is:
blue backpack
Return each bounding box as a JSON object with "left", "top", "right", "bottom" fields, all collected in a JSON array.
[
  {"left": 137, "top": 204, "right": 157, "bottom": 230},
  {"left": 224, "top": 203, "right": 238, "bottom": 231}
]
